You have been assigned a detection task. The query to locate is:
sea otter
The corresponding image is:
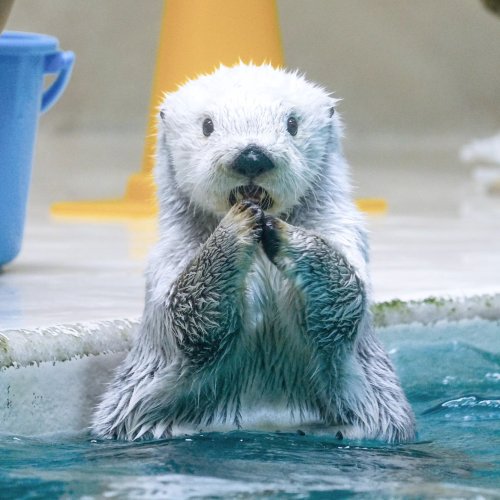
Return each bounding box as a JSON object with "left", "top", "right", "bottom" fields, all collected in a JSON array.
[{"left": 92, "top": 64, "right": 416, "bottom": 442}]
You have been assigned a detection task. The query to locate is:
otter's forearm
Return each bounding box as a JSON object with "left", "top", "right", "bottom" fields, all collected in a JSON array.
[
  {"left": 167, "top": 202, "right": 263, "bottom": 367},
  {"left": 262, "top": 217, "right": 366, "bottom": 350}
]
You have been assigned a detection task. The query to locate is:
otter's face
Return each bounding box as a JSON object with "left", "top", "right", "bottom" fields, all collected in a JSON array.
[{"left": 158, "top": 64, "right": 340, "bottom": 216}]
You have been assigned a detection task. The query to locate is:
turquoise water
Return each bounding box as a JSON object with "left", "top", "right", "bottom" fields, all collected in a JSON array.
[{"left": 1, "top": 319, "right": 499, "bottom": 499}]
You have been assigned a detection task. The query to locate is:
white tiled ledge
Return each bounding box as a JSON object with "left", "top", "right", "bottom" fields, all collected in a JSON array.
[
  {"left": 372, "top": 292, "right": 500, "bottom": 327},
  {"left": 0, "top": 318, "right": 138, "bottom": 370}
]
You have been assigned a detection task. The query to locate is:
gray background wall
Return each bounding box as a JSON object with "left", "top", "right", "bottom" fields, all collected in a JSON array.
[{"left": 6, "top": 0, "right": 500, "bottom": 141}]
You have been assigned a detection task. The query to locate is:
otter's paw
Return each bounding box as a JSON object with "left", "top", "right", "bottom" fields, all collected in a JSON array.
[
  {"left": 261, "top": 215, "right": 282, "bottom": 263},
  {"left": 225, "top": 200, "right": 265, "bottom": 245},
  {"left": 262, "top": 216, "right": 321, "bottom": 276},
  {"left": 261, "top": 215, "right": 296, "bottom": 273}
]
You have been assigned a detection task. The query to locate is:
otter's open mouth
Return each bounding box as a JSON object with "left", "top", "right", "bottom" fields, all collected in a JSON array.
[{"left": 228, "top": 185, "right": 274, "bottom": 210}]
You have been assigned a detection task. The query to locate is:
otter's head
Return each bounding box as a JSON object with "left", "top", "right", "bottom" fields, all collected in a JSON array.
[{"left": 156, "top": 64, "right": 343, "bottom": 218}]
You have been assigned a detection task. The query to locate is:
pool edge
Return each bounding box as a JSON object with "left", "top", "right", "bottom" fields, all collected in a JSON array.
[{"left": 1, "top": 292, "right": 499, "bottom": 370}]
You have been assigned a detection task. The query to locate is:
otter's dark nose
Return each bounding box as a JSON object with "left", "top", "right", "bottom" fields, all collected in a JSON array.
[{"left": 232, "top": 146, "right": 275, "bottom": 178}]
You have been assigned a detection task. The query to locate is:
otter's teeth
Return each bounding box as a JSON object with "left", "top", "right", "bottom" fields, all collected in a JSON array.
[
  {"left": 229, "top": 186, "right": 273, "bottom": 209},
  {"left": 229, "top": 189, "right": 244, "bottom": 206}
]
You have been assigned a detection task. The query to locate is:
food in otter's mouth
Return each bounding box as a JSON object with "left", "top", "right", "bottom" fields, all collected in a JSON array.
[{"left": 229, "top": 185, "right": 273, "bottom": 210}]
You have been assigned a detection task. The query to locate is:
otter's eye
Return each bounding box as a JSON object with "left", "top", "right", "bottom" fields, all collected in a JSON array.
[
  {"left": 287, "top": 116, "right": 298, "bottom": 136},
  {"left": 202, "top": 118, "right": 214, "bottom": 137}
]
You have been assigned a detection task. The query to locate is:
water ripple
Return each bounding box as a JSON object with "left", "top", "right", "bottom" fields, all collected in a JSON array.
[{"left": 423, "top": 395, "right": 500, "bottom": 419}]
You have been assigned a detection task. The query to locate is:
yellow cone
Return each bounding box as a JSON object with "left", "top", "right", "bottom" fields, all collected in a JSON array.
[{"left": 51, "top": 0, "right": 284, "bottom": 219}]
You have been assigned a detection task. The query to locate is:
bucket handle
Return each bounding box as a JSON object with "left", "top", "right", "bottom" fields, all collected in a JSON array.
[{"left": 41, "top": 51, "right": 75, "bottom": 113}]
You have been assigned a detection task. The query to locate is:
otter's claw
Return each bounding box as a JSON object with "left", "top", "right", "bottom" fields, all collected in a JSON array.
[
  {"left": 228, "top": 200, "right": 265, "bottom": 243},
  {"left": 234, "top": 199, "right": 264, "bottom": 221}
]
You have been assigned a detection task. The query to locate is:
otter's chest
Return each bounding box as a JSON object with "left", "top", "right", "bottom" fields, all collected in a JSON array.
[
  {"left": 243, "top": 248, "right": 300, "bottom": 335},
  {"left": 240, "top": 249, "right": 310, "bottom": 378},
  {"left": 231, "top": 249, "right": 316, "bottom": 417}
]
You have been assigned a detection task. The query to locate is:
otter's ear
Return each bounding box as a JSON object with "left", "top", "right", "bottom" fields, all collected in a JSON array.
[
  {"left": 160, "top": 110, "right": 166, "bottom": 121},
  {"left": 328, "top": 97, "right": 340, "bottom": 118}
]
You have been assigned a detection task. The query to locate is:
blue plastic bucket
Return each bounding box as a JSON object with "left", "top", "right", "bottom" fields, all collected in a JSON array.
[{"left": 0, "top": 31, "right": 74, "bottom": 267}]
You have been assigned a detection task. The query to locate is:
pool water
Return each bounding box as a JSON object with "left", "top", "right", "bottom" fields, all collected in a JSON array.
[{"left": 1, "top": 319, "right": 499, "bottom": 499}]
